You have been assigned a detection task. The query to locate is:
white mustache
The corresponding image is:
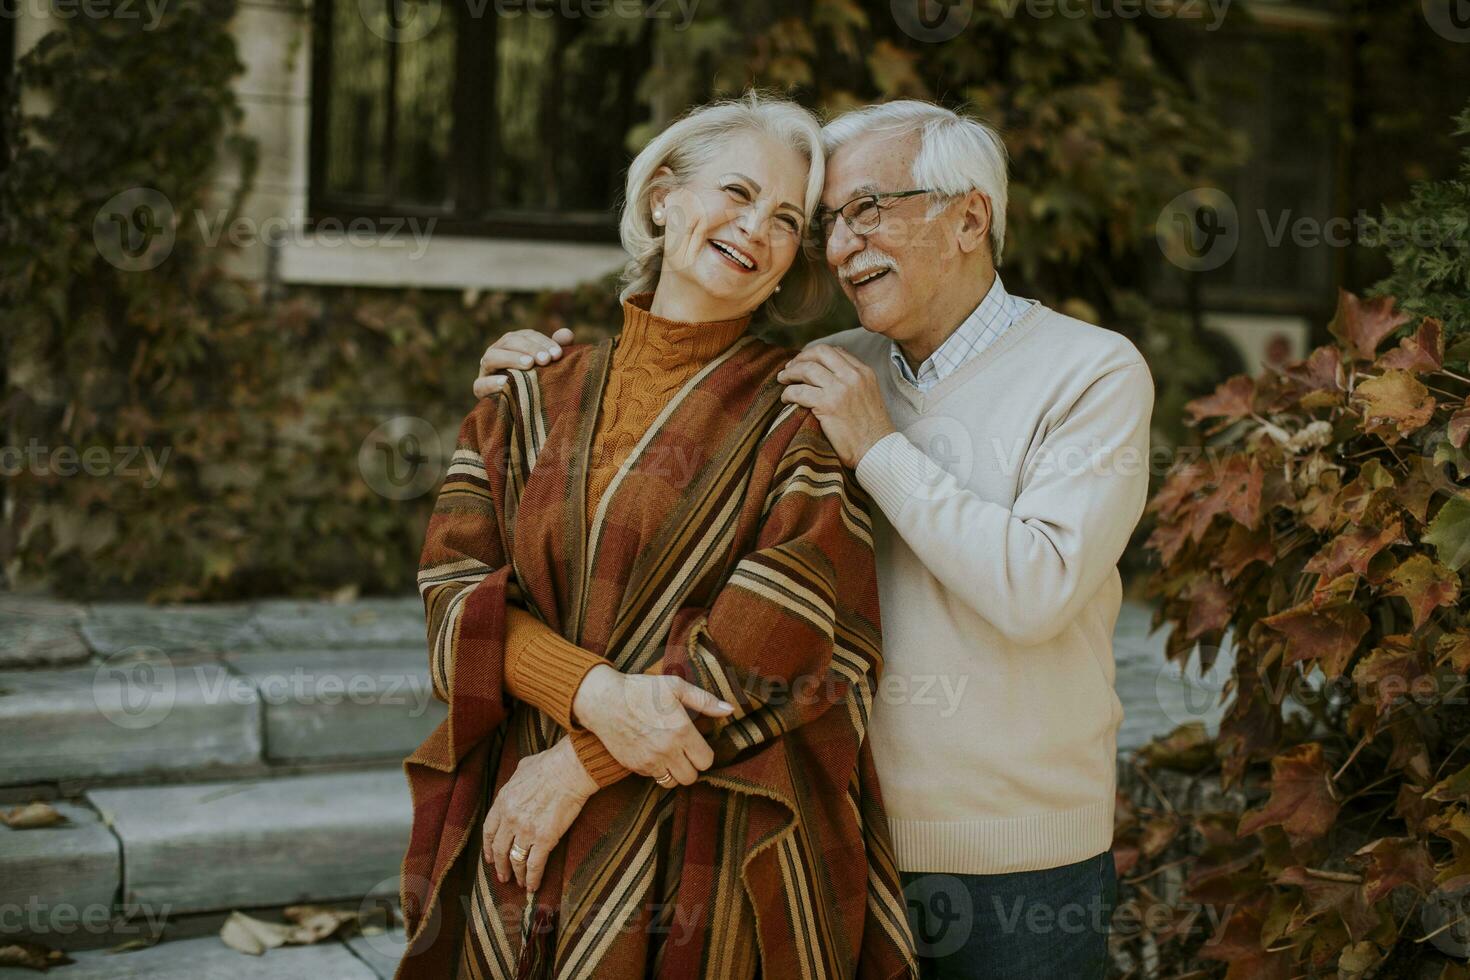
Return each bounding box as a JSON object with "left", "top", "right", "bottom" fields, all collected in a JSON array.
[{"left": 839, "top": 249, "right": 896, "bottom": 282}]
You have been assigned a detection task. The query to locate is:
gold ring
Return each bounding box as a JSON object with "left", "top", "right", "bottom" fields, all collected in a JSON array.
[
  {"left": 654, "top": 770, "right": 674, "bottom": 786},
  {"left": 509, "top": 844, "right": 529, "bottom": 863}
]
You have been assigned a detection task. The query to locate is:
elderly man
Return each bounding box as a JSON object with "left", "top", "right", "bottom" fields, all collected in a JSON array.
[{"left": 471, "top": 100, "right": 1153, "bottom": 979}]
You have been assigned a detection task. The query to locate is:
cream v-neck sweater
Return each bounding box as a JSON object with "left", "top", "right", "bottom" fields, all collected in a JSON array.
[{"left": 822, "top": 302, "right": 1154, "bottom": 875}]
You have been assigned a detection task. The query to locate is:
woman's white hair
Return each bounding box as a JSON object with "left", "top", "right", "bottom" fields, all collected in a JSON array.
[
  {"left": 821, "top": 100, "right": 1009, "bottom": 266},
  {"left": 619, "top": 91, "right": 832, "bottom": 325}
]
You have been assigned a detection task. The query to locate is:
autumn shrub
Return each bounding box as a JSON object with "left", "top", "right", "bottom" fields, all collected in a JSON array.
[{"left": 1124, "top": 113, "right": 1470, "bottom": 973}]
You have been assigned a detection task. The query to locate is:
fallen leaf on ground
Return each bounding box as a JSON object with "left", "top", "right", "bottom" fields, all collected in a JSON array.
[
  {"left": 0, "top": 942, "right": 75, "bottom": 971},
  {"left": 220, "top": 911, "right": 292, "bottom": 956},
  {"left": 0, "top": 802, "right": 68, "bottom": 829},
  {"left": 220, "top": 904, "right": 385, "bottom": 956}
]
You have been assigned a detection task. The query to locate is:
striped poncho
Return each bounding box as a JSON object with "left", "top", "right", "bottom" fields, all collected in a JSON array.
[{"left": 395, "top": 329, "right": 918, "bottom": 980}]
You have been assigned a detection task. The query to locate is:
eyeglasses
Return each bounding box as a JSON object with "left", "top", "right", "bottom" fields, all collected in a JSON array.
[{"left": 813, "top": 189, "right": 936, "bottom": 242}]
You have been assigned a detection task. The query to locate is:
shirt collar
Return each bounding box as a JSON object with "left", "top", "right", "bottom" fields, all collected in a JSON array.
[{"left": 890, "top": 274, "right": 1019, "bottom": 391}]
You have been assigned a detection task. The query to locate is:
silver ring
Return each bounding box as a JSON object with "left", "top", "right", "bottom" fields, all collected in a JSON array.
[
  {"left": 509, "top": 844, "right": 529, "bottom": 863},
  {"left": 654, "top": 770, "right": 675, "bottom": 786}
]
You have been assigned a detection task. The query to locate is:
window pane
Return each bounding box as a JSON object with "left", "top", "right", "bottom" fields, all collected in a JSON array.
[
  {"left": 323, "top": 0, "right": 389, "bottom": 198},
  {"left": 489, "top": 13, "right": 646, "bottom": 216},
  {"left": 393, "top": 21, "right": 456, "bottom": 206},
  {"left": 492, "top": 13, "right": 559, "bottom": 209}
]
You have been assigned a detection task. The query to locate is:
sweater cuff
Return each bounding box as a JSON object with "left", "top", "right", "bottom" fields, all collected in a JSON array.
[
  {"left": 854, "top": 431, "right": 941, "bottom": 520},
  {"left": 570, "top": 729, "right": 631, "bottom": 787},
  {"left": 503, "top": 607, "right": 610, "bottom": 732}
]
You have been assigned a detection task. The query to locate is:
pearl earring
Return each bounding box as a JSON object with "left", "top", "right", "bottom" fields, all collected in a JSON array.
[
  {"left": 774, "top": 285, "right": 782, "bottom": 293},
  {"left": 653, "top": 209, "right": 664, "bottom": 223}
]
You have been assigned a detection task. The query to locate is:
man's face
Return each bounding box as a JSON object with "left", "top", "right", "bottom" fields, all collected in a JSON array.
[{"left": 821, "top": 130, "right": 959, "bottom": 342}]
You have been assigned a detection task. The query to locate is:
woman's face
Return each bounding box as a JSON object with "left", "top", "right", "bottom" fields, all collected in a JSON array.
[{"left": 652, "top": 130, "right": 811, "bottom": 314}]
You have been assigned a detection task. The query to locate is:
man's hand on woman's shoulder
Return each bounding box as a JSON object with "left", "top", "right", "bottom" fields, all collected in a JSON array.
[{"left": 473, "top": 326, "right": 574, "bottom": 399}]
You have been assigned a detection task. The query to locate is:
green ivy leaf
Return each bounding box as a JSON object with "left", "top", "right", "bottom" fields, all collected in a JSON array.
[{"left": 1424, "top": 494, "right": 1470, "bottom": 571}]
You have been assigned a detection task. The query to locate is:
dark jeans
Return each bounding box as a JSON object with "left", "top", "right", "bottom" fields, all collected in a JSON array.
[{"left": 900, "top": 851, "right": 1117, "bottom": 980}]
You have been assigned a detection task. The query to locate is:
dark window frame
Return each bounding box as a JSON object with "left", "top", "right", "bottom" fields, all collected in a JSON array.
[
  {"left": 307, "top": 0, "right": 636, "bottom": 243},
  {"left": 1148, "top": 16, "right": 1349, "bottom": 322}
]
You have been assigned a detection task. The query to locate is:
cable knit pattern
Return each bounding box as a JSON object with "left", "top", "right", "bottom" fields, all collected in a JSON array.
[
  {"left": 585, "top": 293, "right": 751, "bottom": 517},
  {"left": 502, "top": 292, "right": 751, "bottom": 787}
]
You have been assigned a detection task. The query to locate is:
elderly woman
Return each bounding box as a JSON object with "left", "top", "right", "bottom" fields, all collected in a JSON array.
[{"left": 396, "top": 93, "right": 917, "bottom": 980}]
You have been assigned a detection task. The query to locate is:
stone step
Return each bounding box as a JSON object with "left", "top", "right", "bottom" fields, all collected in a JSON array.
[
  {"left": 0, "top": 596, "right": 425, "bottom": 672},
  {"left": 0, "top": 648, "right": 441, "bottom": 788},
  {"left": 0, "top": 801, "right": 120, "bottom": 949},
  {"left": 77, "top": 597, "right": 425, "bottom": 660},
  {"left": 2, "top": 770, "right": 415, "bottom": 952},
  {"left": 0, "top": 656, "right": 262, "bottom": 787},
  {"left": 1, "top": 932, "right": 392, "bottom": 979},
  {"left": 223, "top": 648, "right": 444, "bottom": 764},
  {"left": 85, "top": 768, "right": 411, "bottom": 918}
]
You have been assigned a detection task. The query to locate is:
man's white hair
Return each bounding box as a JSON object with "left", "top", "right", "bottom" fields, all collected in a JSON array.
[{"left": 821, "top": 100, "right": 1009, "bottom": 265}]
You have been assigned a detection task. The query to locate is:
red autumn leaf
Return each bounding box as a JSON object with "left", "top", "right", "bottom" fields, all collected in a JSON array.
[
  {"left": 1303, "top": 522, "right": 1405, "bottom": 582},
  {"left": 1310, "top": 571, "right": 1359, "bottom": 610},
  {"left": 1353, "top": 837, "right": 1437, "bottom": 904},
  {"left": 1263, "top": 600, "right": 1371, "bottom": 679},
  {"left": 1275, "top": 865, "right": 1380, "bottom": 941},
  {"left": 1376, "top": 317, "right": 1444, "bottom": 373},
  {"left": 1383, "top": 554, "right": 1460, "bottom": 631},
  {"left": 1284, "top": 344, "right": 1344, "bottom": 397},
  {"left": 1336, "top": 459, "right": 1396, "bottom": 527},
  {"left": 1150, "top": 460, "right": 1210, "bottom": 519},
  {"left": 1198, "top": 898, "right": 1297, "bottom": 979},
  {"left": 1451, "top": 404, "right": 1470, "bottom": 450},
  {"left": 1146, "top": 520, "right": 1192, "bottom": 566},
  {"left": 1329, "top": 290, "right": 1411, "bottom": 361},
  {"left": 1188, "top": 854, "right": 1268, "bottom": 912},
  {"left": 1186, "top": 374, "right": 1257, "bottom": 427},
  {"left": 1352, "top": 369, "right": 1436, "bottom": 443},
  {"left": 1238, "top": 743, "right": 1341, "bottom": 844},
  {"left": 1351, "top": 635, "right": 1430, "bottom": 717},
  {"left": 1189, "top": 455, "right": 1265, "bottom": 541},
  {"left": 1215, "top": 523, "right": 1275, "bottom": 582},
  {"left": 1140, "top": 815, "right": 1183, "bottom": 859},
  {"left": 1396, "top": 459, "right": 1440, "bottom": 524},
  {"left": 1187, "top": 576, "right": 1234, "bottom": 640}
]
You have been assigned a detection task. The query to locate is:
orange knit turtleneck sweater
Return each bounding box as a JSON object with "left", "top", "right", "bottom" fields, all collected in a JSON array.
[{"left": 502, "top": 293, "right": 751, "bottom": 786}]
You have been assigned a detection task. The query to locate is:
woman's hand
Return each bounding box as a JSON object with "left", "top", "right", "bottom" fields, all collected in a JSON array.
[
  {"left": 571, "top": 664, "right": 733, "bottom": 785},
  {"left": 482, "top": 738, "right": 597, "bottom": 891},
  {"left": 473, "top": 327, "right": 574, "bottom": 399}
]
